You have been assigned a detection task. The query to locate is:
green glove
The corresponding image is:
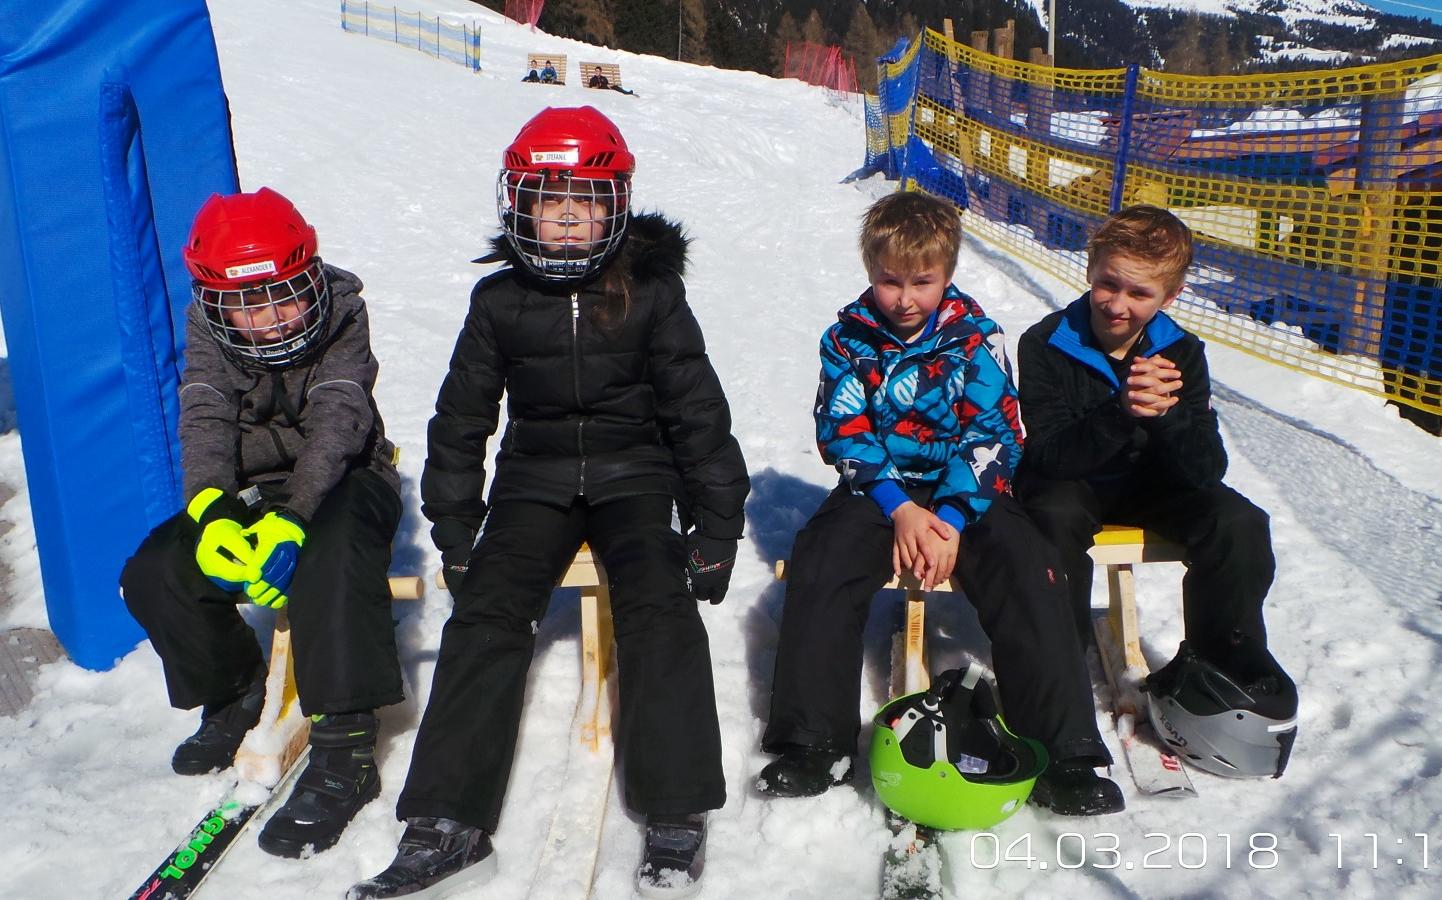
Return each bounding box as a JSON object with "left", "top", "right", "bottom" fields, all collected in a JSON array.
[
  {"left": 188, "top": 488, "right": 253, "bottom": 593},
  {"left": 241, "top": 510, "right": 307, "bottom": 609}
]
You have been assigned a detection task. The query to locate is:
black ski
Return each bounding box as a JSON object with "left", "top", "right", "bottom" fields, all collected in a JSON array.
[
  {"left": 128, "top": 750, "right": 308, "bottom": 900},
  {"left": 881, "top": 811, "right": 943, "bottom": 900}
]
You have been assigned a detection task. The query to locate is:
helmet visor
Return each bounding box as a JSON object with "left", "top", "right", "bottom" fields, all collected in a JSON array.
[
  {"left": 498, "top": 171, "right": 630, "bottom": 281},
  {"left": 195, "top": 261, "right": 331, "bottom": 369}
]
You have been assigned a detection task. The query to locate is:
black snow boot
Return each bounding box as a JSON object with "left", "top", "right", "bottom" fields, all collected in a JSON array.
[
  {"left": 755, "top": 748, "right": 853, "bottom": 798},
  {"left": 637, "top": 813, "right": 707, "bottom": 898},
  {"left": 1029, "top": 758, "right": 1126, "bottom": 816},
  {"left": 347, "top": 817, "right": 496, "bottom": 899},
  {"left": 171, "top": 666, "right": 266, "bottom": 776},
  {"left": 258, "top": 711, "right": 381, "bottom": 858}
]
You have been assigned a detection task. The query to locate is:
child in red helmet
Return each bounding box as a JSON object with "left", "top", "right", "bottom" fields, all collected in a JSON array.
[
  {"left": 120, "top": 187, "right": 404, "bottom": 858},
  {"left": 350, "top": 107, "right": 749, "bottom": 899}
]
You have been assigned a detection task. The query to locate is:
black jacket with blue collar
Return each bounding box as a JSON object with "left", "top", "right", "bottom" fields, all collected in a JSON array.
[{"left": 1016, "top": 294, "right": 1227, "bottom": 490}]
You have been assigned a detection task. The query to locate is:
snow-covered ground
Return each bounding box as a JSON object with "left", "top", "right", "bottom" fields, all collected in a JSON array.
[{"left": 3, "top": 1, "right": 1442, "bottom": 898}]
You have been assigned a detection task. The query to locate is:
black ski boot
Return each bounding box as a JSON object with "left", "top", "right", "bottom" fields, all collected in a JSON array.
[
  {"left": 755, "top": 748, "right": 853, "bottom": 797},
  {"left": 1029, "top": 758, "right": 1126, "bottom": 816},
  {"left": 636, "top": 813, "right": 707, "bottom": 898},
  {"left": 347, "top": 817, "right": 497, "bottom": 899},
  {"left": 171, "top": 667, "right": 266, "bottom": 776},
  {"left": 258, "top": 711, "right": 381, "bottom": 857}
]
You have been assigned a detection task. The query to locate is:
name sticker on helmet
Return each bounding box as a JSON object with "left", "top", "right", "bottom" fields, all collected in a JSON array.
[
  {"left": 225, "top": 260, "right": 278, "bottom": 280},
  {"left": 531, "top": 149, "right": 580, "bottom": 165}
]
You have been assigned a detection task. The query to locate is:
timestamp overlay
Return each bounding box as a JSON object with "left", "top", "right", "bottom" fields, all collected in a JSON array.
[{"left": 934, "top": 826, "right": 1439, "bottom": 893}]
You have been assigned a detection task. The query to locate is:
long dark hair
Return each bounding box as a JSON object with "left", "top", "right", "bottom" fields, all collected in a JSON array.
[{"left": 589, "top": 243, "right": 632, "bottom": 329}]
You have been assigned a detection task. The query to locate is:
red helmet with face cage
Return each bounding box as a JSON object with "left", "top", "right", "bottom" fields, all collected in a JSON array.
[
  {"left": 183, "top": 188, "right": 331, "bottom": 369},
  {"left": 497, "top": 106, "right": 635, "bottom": 283}
]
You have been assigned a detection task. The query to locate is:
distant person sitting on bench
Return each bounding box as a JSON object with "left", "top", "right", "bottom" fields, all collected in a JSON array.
[
  {"left": 587, "top": 71, "right": 609, "bottom": 90},
  {"left": 541, "top": 61, "right": 557, "bottom": 83}
]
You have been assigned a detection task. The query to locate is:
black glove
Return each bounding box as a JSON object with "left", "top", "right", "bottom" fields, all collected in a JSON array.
[
  {"left": 440, "top": 544, "right": 473, "bottom": 596},
  {"left": 685, "top": 534, "right": 737, "bottom": 605}
]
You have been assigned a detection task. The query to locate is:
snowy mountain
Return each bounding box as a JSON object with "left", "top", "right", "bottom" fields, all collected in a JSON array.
[
  {"left": 1107, "top": 0, "right": 1442, "bottom": 67},
  {"left": 2, "top": 1, "right": 1442, "bottom": 898}
]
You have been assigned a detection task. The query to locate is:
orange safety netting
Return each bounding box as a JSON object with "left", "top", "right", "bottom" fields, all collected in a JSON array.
[
  {"left": 503, "top": 0, "right": 544, "bottom": 28},
  {"left": 784, "top": 42, "right": 858, "bottom": 94}
]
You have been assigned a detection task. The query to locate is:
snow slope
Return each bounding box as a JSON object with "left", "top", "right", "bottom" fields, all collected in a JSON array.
[{"left": 1, "top": 1, "right": 1441, "bottom": 898}]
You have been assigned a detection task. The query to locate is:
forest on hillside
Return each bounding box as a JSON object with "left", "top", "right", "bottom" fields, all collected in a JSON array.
[{"left": 468, "top": 1, "right": 1442, "bottom": 87}]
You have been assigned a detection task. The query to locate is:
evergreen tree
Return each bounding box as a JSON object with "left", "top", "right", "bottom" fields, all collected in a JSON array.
[
  {"left": 842, "top": 5, "right": 882, "bottom": 91},
  {"left": 773, "top": 11, "right": 803, "bottom": 76},
  {"left": 615, "top": 0, "right": 675, "bottom": 58},
  {"left": 680, "top": 0, "right": 710, "bottom": 64},
  {"left": 801, "top": 9, "right": 827, "bottom": 46}
]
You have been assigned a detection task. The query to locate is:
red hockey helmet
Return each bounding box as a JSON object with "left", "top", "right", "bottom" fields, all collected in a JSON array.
[
  {"left": 183, "top": 188, "right": 331, "bottom": 369},
  {"left": 496, "top": 106, "right": 635, "bottom": 282}
]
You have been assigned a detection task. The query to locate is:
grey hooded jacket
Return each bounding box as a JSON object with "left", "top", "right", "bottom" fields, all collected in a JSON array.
[{"left": 178, "top": 265, "right": 400, "bottom": 520}]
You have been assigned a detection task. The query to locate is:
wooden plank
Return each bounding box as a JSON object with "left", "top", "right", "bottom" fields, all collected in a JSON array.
[
  {"left": 580, "top": 61, "right": 622, "bottom": 89},
  {"left": 525, "top": 53, "right": 566, "bottom": 85}
]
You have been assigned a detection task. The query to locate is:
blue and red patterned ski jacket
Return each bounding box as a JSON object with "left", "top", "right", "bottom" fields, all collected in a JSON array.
[{"left": 814, "top": 285, "right": 1024, "bottom": 533}]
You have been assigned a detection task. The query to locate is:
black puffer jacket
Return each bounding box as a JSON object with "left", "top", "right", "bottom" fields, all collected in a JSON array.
[{"left": 421, "top": 213, "right": 750, "bottom": 556}]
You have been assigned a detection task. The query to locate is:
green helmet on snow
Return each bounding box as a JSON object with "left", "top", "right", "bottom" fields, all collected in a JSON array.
[{"left": 870, "top": 664, "right": 1048, "bottom": 831}]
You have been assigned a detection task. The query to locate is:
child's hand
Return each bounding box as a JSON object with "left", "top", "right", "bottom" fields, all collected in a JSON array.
[
  {"left": 917, "top": 520, "right": 960, "bottom": 590},
  {"left": 1121, "top": 355, "right": 1182, "bottom": 418},
  {"left": 892, "top": 502, "right": 955, "bottom": 586}
]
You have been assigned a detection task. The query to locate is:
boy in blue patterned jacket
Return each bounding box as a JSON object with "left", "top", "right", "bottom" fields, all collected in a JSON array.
[{"left": 756, "top": 192, "right": 1123, "bottom": 816}]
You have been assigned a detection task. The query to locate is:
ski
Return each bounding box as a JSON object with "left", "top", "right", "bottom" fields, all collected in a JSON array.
[
  {"left": 528, "top": 578, "right": 616, "bottom": 899},
  {"left": 129, "top": 749, "right": 308, "bottom": 900},
  {"left": 1092, "top": 614, "right": 1198, "bottom": 798},
  {"left": 881, "top": 811, "right": 943, "bottom": 900}
]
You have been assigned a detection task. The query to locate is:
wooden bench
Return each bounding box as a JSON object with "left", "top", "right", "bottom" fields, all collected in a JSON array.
[
  {"left": 773, "top": 525, "right": 1185, "bottom": 698},
  {"left": 580, "top": 61, "right": 622, "bottom": 91},
  {"left": 524, "top": 53, "right": 565, "bottom": 85},
  {"left": 432, "top": 544, "right": 615, "bottom": 751}
]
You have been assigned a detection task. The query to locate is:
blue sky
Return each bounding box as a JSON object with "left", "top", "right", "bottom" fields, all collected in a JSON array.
[{"left": 1366, "top": 0, "right": 1442, "bottom": 26}]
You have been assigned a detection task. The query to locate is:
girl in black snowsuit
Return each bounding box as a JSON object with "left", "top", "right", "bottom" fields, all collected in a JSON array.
[{"left": 352, "top": 106, "right": 749, "bottom": 900}]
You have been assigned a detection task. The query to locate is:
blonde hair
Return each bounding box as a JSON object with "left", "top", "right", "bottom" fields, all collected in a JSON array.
[
  {"left": 1087, "top": 206, "right": 1193, "bottom": 294},
  {"left": 859, "top": 191, "right": 962, "bottom": 279}
]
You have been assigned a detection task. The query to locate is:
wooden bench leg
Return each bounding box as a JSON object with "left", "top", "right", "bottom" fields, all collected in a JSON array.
[
  {"left": 1105, "top": 562, "right": 1146, "bottom": 672},
  {"left": 889, "top": 591, "right": 930, "bottom": 698},
  {"left": 578, "top": 582, "right": 614, "bottom": 752},
  {"left": 234, "top": 610, "right": 309, "bottom": 786}
]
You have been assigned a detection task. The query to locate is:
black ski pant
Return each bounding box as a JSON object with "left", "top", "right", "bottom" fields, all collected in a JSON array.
[
  {"left": 761, "top": 487, "right": 1111, "bottom": 767},
  {"left": 396, "top": 493, "right": 725, "bottom": 833},
  {"left": 121, "top": 468, "right": 405, "bottom": 716},
  {"left": 1016, "top": 474, "right": 1272, "bottom": 661}
]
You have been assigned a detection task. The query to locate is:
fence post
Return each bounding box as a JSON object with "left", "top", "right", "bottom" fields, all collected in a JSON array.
[
  {"left": 899, "top": 36, "right": 924, "bottom": 188},
  {"left": 393, "top": 7, "right": 398, "bottom": 42},
  {"left": 1346, "top": 79, "right": 1405, "bottom": 358},
  {"left": 364, "top": 1, "right": 368, "bottom": 36},
  {"left": 1108, "top": 64, "right": 1140, "bottom": 214},
  {"left": 340, "top": 0, "right": 347, "bottom": 32}
]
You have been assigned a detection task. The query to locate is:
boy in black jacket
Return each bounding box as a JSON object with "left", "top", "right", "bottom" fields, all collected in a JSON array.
[{"left": 1016, "top": 206, "right": 1297, "bottom": 778}]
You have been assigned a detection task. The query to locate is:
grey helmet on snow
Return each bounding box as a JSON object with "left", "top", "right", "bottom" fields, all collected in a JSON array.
[{"left": 1145, "top": 641, "right": 1298, "bottom": 779}]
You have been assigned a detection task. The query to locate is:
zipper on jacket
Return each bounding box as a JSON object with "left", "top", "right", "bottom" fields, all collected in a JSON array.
[
  {"left": 572, "top": 292, "right": 586, "bottom": 495},
  {"left": 577, "top": 419, "right": 587, "bottom": 495}
]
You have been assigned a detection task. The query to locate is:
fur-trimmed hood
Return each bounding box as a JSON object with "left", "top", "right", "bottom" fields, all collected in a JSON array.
[{"left": 476, "top": 211, "right": 690, "bottom": 285}]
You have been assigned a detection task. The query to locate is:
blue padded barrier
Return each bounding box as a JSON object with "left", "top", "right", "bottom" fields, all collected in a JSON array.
[{"left": 0, "top": 1, "right": 239, "bottom": 670}]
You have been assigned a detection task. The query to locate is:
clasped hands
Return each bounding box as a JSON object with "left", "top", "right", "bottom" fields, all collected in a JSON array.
[
  {"left": 1121, "top": 354, "right": 1183, "bottom": 419},
  {"left": 189, "top": 488, "right": 306, "bottom": 609},
  {"left": 891, "top": 501, "right": 959, "bottom": 591}
]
